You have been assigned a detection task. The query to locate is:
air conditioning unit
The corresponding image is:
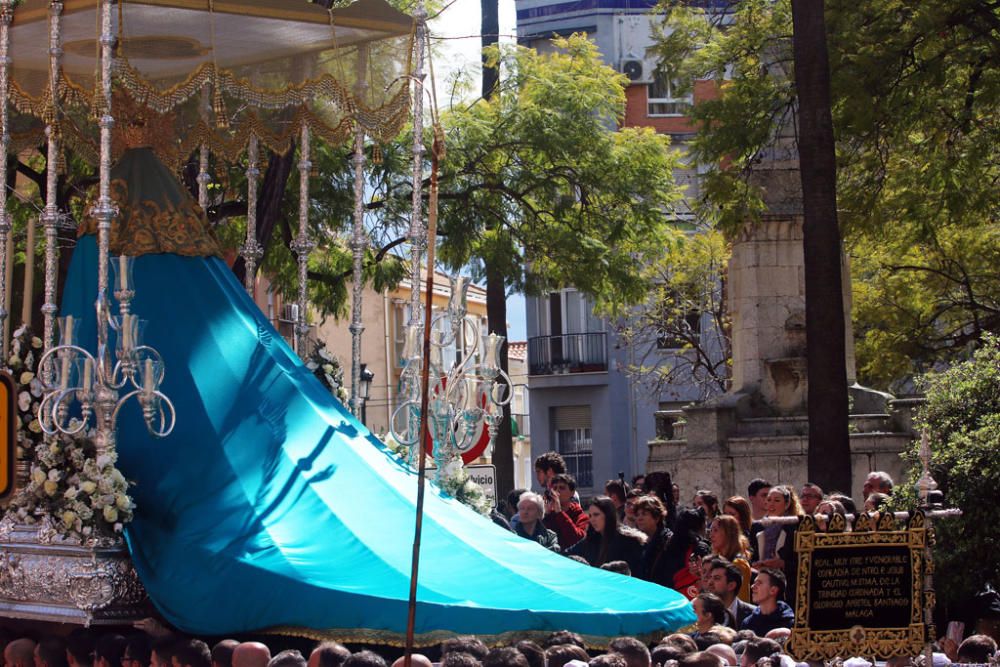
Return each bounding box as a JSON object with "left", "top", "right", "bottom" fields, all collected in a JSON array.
[
  {"left": 619, "top": 59, "right": 652, "bottom": 84},
  {"left": 280, "top": 303, "right": 300, "bottom": 323}
]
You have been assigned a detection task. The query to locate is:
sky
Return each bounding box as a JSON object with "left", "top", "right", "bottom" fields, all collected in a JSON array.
[{"left": 424, "top": 0, "right": 528, "bottom": 341}]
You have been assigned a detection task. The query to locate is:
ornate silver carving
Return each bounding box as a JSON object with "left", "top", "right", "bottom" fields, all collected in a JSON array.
[
  {"left": 349, "top": 127, "right": 366, "bottom": 417},
  {"left": 407, "top": 9, "right": 427, "bottom": 330},
  {"left": 241, "top": 133, "right": 263, "bottom": 296},
  {"left": 41, "top": 0, "right": 64, "bottom": 384},
  {"left": 293, "top": 123, "right": 314, "bottom": 356},
  {"left": 0, "top": 0, "right": 13, "bottom": 343},
  {"left": 0, "top": 521, "right": 151, "bottom": 625}
]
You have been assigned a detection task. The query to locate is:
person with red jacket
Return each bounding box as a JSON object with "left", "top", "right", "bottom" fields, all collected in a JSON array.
[{"left": 543, "top": 473, "right": 589, "bottom": 551}]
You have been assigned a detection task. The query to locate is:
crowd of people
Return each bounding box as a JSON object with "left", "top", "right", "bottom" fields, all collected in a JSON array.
[
  {"left": 1, "top": 458, "right": 996, "bottom": 667},
  {"left": 2, "top": 617, "right": 997, "bottom": 667}
]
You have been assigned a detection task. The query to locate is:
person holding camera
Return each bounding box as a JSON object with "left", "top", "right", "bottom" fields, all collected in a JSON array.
[{"left": 542, "top": 474, "right": 589, "bottom": 551}]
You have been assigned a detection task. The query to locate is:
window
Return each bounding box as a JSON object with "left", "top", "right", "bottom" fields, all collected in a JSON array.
[
  {"left": 648, "top": 70, "right": 692, "bottom": 117},
  {"left": 656, "top": 310, "right": 702, "bottom": 350},
  {"left": 553, "top": 405, "right": 593, "bottom": 488}
]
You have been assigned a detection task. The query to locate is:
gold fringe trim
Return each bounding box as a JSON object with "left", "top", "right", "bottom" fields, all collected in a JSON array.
[{"left": 260, "top": 625, "right": 671, "bottom": 651}]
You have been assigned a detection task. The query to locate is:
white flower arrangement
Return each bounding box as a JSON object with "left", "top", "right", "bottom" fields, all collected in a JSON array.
[
  {"left": 305, "top": 340, "right": 348, "bottom": 403},
  {"left": 380, "top": 433, "right": 491, "bottom": 516},
  {"left": 5, "top": 325, "right": 135, "bottom": 544}
]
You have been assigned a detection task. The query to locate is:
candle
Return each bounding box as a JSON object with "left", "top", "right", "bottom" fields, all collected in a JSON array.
[
  {"left": 120, "top": 314, "right": 129, "bottom": 352},
  {"left": 464, "top": 379, "right": 480, "bottom": 412},
  {"left": 119, "top": 256, "right": 129, "bottom": 291},
  {"left": 449, "top": 275, "right": 467, "bottom": 313},
  {"left": 60, "top": 353, "right": 70, "bottom": 390},
  {"left": 143, "top": 358, "right": 154, "bottom": 397},
  {"left": 62, "top": 314, "right": 74, "bottom": 346},
  {"left": 403, "top": 325, "right": 420, "bottom": 361},
  {"left": 485, "top": 333, "right": 503, "bottom": 370},
  {"left": 82, "top": 358, "right": 92, "bottom": 392}
]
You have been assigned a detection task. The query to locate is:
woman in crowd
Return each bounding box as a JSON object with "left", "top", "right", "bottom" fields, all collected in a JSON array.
[
  {"left": 566, "top": 496, "right": 645, "bottom": 574},
  {"left": 663, "top": 509, "right": 710, "bottom": 599},
  {"left": 723, "top": 496, "right": 754, "bottom": 540},
  {"left": 634, "top": 495, "right": 674, "bottom": 587},
  {"left": 690, "top": 592, "right": 730, "bottom": 638},
  {"left": 693, "top": 490, "right": 721, "bottom": 533},
  {"left": 864, "top": 492, "right": 890, "bottom": 513},
  {"left": 816, "top": 498, "right": 848, "bottom": 531},
  {"left": 752, "top": 485, "right": 802, "bottom": 607},
  {"left": 709, "top": 514, "right": 753, "bottom": 601}
]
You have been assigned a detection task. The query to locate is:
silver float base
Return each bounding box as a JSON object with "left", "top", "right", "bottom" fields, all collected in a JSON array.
[{"left": 0, "top": 519, "right": 153, "bottom": 626}]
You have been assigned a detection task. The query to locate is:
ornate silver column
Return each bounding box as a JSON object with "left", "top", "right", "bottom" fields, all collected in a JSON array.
[
  {"left": 290, "top": 123, "right": 314, "bottom": 356},
  {"left": 92, "top": 0, "right": 118, "bottom": 458},
  {"left": 348, "top": 127, "right": 366, "bottom": 418},
  {"left": 0, "top": 0, "right": 13, "bottom": 354},
  {"left": 40, "top": 0, "right": 64, "bottom": 383},
  {"left": 407, "top": 9, "right": 427, "bottom": 328},
  {"left": 197, "top": 87, "right": 211, "bottom": 210},
  {"left": 240, "top": 133, "right": 262, "bottom": 296}
]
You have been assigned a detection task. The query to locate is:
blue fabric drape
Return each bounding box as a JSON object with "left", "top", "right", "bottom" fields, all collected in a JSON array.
[{"left": 61, "top": 235, "right": 694, "bottom": 644}]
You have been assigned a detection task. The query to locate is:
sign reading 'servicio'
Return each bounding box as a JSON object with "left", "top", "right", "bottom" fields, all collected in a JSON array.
[
  {"left": 788, "top": 512, "right": 931, "bottom": 661},
  {"left": 465, "top": 464, "right": 497, "bottom": 509}
]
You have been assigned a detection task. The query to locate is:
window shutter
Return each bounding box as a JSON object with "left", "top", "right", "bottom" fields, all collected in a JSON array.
[{"left": 553, "top": 405, "right": 591, "bottom": 430}]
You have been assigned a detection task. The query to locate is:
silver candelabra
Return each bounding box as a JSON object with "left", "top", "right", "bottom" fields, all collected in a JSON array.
[
  {"left": 391, "top": 275, "right": 511, "bottom": 479},
  {"left": 36, "top": 255, "right": 175, "bottom": 450}
]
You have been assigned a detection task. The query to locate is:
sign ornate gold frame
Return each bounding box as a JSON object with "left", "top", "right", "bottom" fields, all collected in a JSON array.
[{"left": 787, "top": 511, "right": 930, "bottom": 661}]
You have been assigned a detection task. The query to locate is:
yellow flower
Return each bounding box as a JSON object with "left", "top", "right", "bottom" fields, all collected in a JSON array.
[
  {"left": 31, "top": 337, "right": 43, "bottom": 349},
  {"left": 31, "top": 469, "right": 46, "bottom": 485},
  {"left": 18, "top": 371, "right": 34, "bottom": 385},
  {"left": 115, "top": 493, "right": 130, "bottom": 510},
  {"left": 28, "top": 420, "right": 42, "bottom": 434},
  {"left": 43, "top": 480, "right": 58, "bottom": 496},
  {"left": 62, "top": 511, "right": 77, "bottom": 527},
  {"left": 102, "top": 506, "right": 119, "bottom": 523},
  {"left": 80, "top": 481, "right": 97, "bottom": 494}
]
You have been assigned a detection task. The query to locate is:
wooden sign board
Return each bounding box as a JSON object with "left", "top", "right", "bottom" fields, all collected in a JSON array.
[
  {"left": 0, "top": 372, "right": 14, "bottom": 498},
  {"left": 787, "top": 511, "right": 931, "bottom": 661}
]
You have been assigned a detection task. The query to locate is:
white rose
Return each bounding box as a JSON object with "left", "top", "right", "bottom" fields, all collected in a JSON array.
[
  {"left": 114, "top": 522, "right": 123, "bottom": 533},
  {"left": 306, "top": 361, "right": 319, "bottom": 371},
  {"left": 7, "top": 355, "right": 20, "bottom": 368},
  {"left": 96, "top": 454, "right": 112, "bottom": 469},
  {"left": 18, "top": 391, "right": 31, "bottom": 412},
  {"left": 47, "top": 468, "right": 61, "bottom": 482},
  {"left": 80, "top": 481, "right": 97, "bottom": 494},
  {"left": 31, "top": 468, "right": 46, "bottom": 485},
  {"left": 64, "top": 487, "right": 79, "bottom": 500},
  {"left": 102, "top": 506, "right": 118, "bottom": 523},
  {"left": 115, "top": 493, "right": 130, "bottom": 510}
]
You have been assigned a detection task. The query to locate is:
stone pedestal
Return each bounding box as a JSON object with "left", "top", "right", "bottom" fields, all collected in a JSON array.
[{"left": 0, "top": 518, "right": 152, "bottom": 625}]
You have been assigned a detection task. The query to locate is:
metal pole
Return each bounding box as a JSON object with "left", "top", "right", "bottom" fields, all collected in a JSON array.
[
  {"left": 241, "top": 133, "right": 262, "bottom": 296},
  {"left": 349, "top": 126, "right": 366, "bottom": 418},
  {"left": 41, "top": 0, "right": 64, "bottom": 385},
  {"left": 292, "top": 123, "right": 314, "bottom": 357},
  {"left": 0, "top": 0, "right": 12, "bottom": 359},
  {"left": 407, "top": 11, "right": 426, "bottom": 329}
]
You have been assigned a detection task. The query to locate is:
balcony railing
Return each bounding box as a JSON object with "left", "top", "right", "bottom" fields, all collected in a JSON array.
[{"left": 528, "top": 333, "right": 608, "bottom": 375}]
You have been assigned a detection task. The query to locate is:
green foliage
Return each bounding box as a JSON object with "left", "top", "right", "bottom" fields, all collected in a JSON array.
[
  {"left": 616, "top": 228, "right": 731, "bottom": 397},
  {"left": 889, "top": 336, "right": 1000, "bottom": 608},
  {"left": 655, "top": 0, "right": 1000, "bottom": 388},
  {"left": 435, "top": 34, "right": 683, "bottom": 309}
]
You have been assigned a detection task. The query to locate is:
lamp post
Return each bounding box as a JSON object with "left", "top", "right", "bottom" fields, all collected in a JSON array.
[{"left": 359, "top": 363, "right": 374, "bottom": 426}]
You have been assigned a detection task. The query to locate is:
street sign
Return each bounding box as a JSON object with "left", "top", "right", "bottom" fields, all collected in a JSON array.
[
  {"left": 0, "top": 372, "right": 15, "bottom": 498},
  {"left": 466, "top": 464, "right": 497, "bottom": 509}
]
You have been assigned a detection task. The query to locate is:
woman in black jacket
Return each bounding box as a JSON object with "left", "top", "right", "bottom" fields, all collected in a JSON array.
[{"left": 565, "top": 496, "right": 645, "bottom": 574}]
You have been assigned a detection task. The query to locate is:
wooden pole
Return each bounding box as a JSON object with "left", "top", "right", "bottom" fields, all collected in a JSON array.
[{"left": 403, "top": 129, "right": 442, "bottom": 666}]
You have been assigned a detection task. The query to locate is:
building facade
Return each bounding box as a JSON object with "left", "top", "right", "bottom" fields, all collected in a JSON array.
[{"left": 517, "top": 0, "right": 726, "bottom": 496}]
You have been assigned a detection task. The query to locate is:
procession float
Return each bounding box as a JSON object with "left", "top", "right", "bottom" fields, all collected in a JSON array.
[{"left": 0, "top": 0, "right": 695, "bottom": 648}]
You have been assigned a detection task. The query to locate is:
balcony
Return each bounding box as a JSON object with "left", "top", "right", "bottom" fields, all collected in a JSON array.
[{"left": 528, "top": 333, "right": 608, "bottom": 376}]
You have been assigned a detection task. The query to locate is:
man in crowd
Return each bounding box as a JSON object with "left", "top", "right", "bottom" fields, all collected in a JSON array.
[
  {"left": 232, "top": 644, "right": 271, "bottom": 667},
  {"left": 516, "top": 491, "right": 560, "bottom": 551},
  {"left": 738, "top": 638, "right": 782, "bottom": 667},
  {"left": 4, "top": 639, "right": 35, "bottom": 667},
  {"left": 705, "top": 558, "right": 754, "bottom": 629},
  {"left": 35, "top": 639, "right": 68, "bottom": 667},
  {"left": 862, "top": 471, "right": 893, "bottom": 500},
  {"left": 608, "top": 637, "right": 650, "bottom": 667},
  {"left": 799, "top": 483, "right": 824, "bottom": 515},
  {"left": 605, "top": 479, "right": 628, "bottom": 520},
  {"left": 534, "top": 452, "right": 567, "bottom": 490},
  {"left": 741, "top": 567, "right": 794, "bottom": 636},
  {"left": 543, "top": 474, "right": 588, "bottom": 550},
  {"left": 307, "top": 643, "right": 350, "bottom": 667},
  {"left": 747, "top": 479, "right": 771, "bottom": 521}
]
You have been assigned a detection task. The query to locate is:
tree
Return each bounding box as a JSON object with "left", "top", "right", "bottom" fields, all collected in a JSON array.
[
  {"left": 889, "top": 335, "right": 1000, "bottom": 614},
  {"left": 616, "top": 228, "right": 731, "bottom": 400},
  {"left": 434, "top": 35, "right": 683, "bottom": 493},
  {"left": 656, "top": 0, "right": 1000, "bottom": 391},
  {"left": 791, "top": 0, "right": 851, "bottom": 494}
]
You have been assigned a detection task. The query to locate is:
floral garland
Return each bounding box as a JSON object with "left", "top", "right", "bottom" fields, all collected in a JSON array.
[
  {"left": 380, "top": 433, "right": 491, "bottom": 516},
  {"left": 305, "top": 340, "right": 348, "bottom": 403},
  {"left": 4, "top": 325, "right": 134, "bottom": 545}
]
